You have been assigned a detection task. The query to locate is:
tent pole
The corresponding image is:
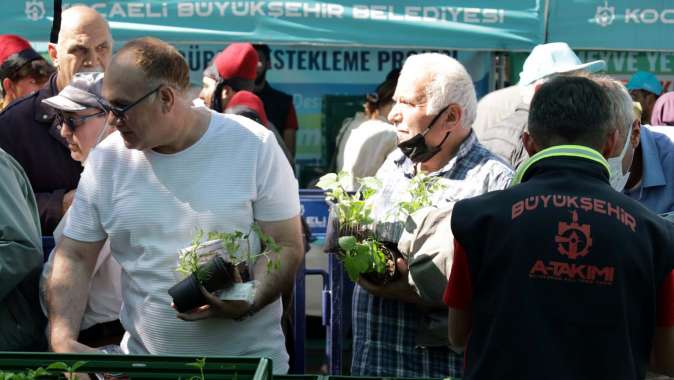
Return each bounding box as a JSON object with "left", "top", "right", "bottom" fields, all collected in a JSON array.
[{"left": 50, "top": 0, "right": 62, "bottom": 44}]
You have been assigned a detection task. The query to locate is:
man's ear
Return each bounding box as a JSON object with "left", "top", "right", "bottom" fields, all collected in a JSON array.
[
  {"left": 522, "top": 131, "right": 540, "bottom": 156},
  {"left": 444, "top": 104, "right": 462, "bottom": 130},
  {"left": 601, "top": 128, "right": 620, "bottom": 158},
  {"left": 47, "top": 42, "right": 58, "bottom": 66},
  {"left": 2, "top": 78, "right": 13, "bottom": 95},
  {"left": 159, "top": 86, "right": 175, "bottom": 113}
]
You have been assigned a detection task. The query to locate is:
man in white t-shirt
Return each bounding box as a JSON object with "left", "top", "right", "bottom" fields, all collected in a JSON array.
[{"left": 46, "top": 37, "right": 304, "bottom": 373}]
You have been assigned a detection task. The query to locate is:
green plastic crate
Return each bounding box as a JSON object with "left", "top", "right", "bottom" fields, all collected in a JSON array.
[
  {"left": 0, "top": 352, "right": 272, "bottom": 379},
  {"left": 324, "top": 377, "right": 450, "bottom": 380},
  {"left": 274, "top": 375, "right": 324, "bottom": 380}
]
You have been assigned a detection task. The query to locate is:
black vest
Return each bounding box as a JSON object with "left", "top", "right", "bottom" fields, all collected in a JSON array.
[
  {"left": 451, "top": 145, "right": 674, "bottom": 380},
  {"left": 255, "top": 82, "right": 293, "bottom": 132}
]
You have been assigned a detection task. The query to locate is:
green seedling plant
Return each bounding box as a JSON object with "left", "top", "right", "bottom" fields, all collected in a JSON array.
[
  {"left": 338, "top": 235, "right": 388, "bottom": 281},
  {"left": 176, "top": 224, "right": 282, "bottom": 283},
  {"left": 46, "top": 361, "right": 87, "bottom": 379},
  {"left": 0, "top": 367, "right": 50, "bottom": 380},
  {"left": 316, "top": 171, "right": 381, "bottom": 234},
  {"left": 396, "top": 172, "right": 446, "bottom": 217},
  {"left": 186, "top": 357, "right": 206, "bottom": 380},
  {"left": 318, "top": 172, "right": 392, "bottom": 280}
]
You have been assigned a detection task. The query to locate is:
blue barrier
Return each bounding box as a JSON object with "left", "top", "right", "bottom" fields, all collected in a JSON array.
[{"left": 297, "top": 189, "right": 351, "bottom": 375}]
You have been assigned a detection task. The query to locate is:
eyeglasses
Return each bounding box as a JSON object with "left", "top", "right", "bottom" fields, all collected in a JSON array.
[
  {"left": 99, "top": 85, "right": 162, "bottom": 123},
  {"left": 56, "top": 110, "right": 106, "bottom": 131}
]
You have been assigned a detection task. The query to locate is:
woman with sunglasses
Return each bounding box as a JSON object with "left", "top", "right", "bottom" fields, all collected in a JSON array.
[{"left": 39, "top": 72, "right": 124, "bottom": 348}]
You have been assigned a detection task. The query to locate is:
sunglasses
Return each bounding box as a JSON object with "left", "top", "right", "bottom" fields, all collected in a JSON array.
[
  {"left": 98, "top": 85, "right": 162, "bottom": 123},
  {"left": 56, "top": 110, "right": 106, "bottom": 131}
]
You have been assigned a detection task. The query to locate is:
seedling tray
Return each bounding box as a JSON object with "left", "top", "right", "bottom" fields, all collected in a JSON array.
[{"left": 0, "top": 352, "right": 272, "bottom": 379}]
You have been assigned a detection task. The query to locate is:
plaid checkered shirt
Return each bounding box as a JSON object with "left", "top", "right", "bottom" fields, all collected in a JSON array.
[{"left": 351, "top": 131, "right": 514, "bottom": 378}]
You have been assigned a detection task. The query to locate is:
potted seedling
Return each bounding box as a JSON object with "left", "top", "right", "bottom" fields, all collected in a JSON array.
[
  {"left": 168, "top": 226, "right": 281, "bottom": 313},
  {"left": 394, "top": 172, "right": 446, "bottom": 219},
  {"left": 317, "top": 172, "right": 400, "bottom": 284}
]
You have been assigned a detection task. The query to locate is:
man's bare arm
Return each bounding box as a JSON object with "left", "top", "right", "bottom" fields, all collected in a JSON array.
[
  {"left": 651, "top": 326, "right": 674, "bottom": 376},
  {"left": 47, "top": 236, "right": 104, "bottom": 352},
  {"left": 251, "top": 215, "right": 304, "bottom": 311}
]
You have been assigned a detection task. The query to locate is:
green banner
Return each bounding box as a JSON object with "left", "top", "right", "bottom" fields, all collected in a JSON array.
[
  {"left": 548, "top": 0, "right": 674, "bottom": 51},
  {"left": 14, "top": 0, "right": 544, "bottom": 50}
]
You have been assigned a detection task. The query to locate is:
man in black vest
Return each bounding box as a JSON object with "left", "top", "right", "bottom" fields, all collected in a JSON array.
[
  {"left": 253, "top": 44, "right": 298, "bottom": 157},
  {"left": 445, "top": 75, "right": 674, "bottom": 379},
  {"left": 0, "top": 6, "right": 112, "bottom": 235}
]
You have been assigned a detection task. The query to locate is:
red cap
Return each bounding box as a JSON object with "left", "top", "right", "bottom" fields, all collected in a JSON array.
[
  {"left": 214, "top": 43, "right": 258, "bottom": 80},
  {"left": 226, "top": 91, "right": 269, "bottom": 127},
  {"left": 0, "top": 35, "right": 42, "bottom": 79}
]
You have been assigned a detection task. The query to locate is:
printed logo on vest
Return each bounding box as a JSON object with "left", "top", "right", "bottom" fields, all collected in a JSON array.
[
  {"left": 555, "top": 210, "right": 592, "bottom": 260},
  {"left": 528, "top": 208, "right": 615, "bottom": 286}
]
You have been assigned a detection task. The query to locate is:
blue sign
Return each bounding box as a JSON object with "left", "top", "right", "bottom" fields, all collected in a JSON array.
[{"left": 299, "top": 189, "right": 329, "bottom": 240}]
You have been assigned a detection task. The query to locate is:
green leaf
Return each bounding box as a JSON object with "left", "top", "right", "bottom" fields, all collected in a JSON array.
[
  {"left": 46, "top": 362, "right": 68, "bottom": 371},
  {"left": 70, "top": 361, "right": 87, "bottom": 372},
  {"left": 338, "top": 171, "right": 354, "bottom": 190},
  {"left": 338, "top": 236, "right": 357, "bottom": 252},
  {"left": 316, "top": 173, "right": 338, "bottom": 190}
]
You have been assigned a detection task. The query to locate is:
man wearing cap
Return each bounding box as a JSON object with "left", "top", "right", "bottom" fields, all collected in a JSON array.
[
  {"left": 39, "top": 72, "right": 123, "bottom": 348},
  {"left": 626, "top": 71, "right": 663, "bottom": 125},
  {"left": 0, "top": 6, "right": 112, "bottom": 235},
  {"left": 0, "top": 147, "right": 44, "bottom": 350},
  {"left": 473, "top": 42, "right": 605, "bottom": 169},
  {"left": 445, "top": 75, "right": 674, "bottom": 379},
  {"left": 199, "top": 43, "right": 258, "bottom": 113},
  {"left": 0, "top": 35, "right": 54, "bottom": 110},
  {"left": 253, "top": 44, "right": 299, "bottom": 156}
]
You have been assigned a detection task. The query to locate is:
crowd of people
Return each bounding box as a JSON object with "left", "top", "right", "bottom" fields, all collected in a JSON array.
[{"left": 1, "top": 4, "right": 674, "bottom": 380}]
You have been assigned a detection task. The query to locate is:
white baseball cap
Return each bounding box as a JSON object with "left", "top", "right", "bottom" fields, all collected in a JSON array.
[{"left": 519, "top": 42, "right": 606, "bottom": 86}]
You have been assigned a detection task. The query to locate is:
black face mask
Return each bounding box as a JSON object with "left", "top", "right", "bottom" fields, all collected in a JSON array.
[{"left": 397, "top": 105, "right": 451, "bottom": 163}]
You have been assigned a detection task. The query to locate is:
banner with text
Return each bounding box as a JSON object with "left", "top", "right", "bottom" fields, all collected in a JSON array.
[
  {"left": 14, "top": 0, "right": 544, "bottom": 50},
  {"left": 548, "top": 0, "right": 674, "bottom": 51},
  {"left": 174, "top": 44, "right": 490, "bottom": 165}
]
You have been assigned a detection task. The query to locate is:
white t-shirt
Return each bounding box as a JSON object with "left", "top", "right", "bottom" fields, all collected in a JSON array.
[
  {"left": 63, "top": 110, "right": 300, "bottom": 373},
  {"left": 340, "top": 118, "right": 397, "bottom": 191}
]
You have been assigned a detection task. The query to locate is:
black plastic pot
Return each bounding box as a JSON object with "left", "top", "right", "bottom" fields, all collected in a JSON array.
[{"left": 168, "top": 256, "right": 236, "bottom": 313}]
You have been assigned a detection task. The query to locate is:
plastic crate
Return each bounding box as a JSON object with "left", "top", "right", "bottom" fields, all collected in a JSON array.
[
  {"left": 324, "top": 377, "right": 450, "bottom": 380},
  {"left": 0, "top": 352, "right": 272, "bottom": 379}
]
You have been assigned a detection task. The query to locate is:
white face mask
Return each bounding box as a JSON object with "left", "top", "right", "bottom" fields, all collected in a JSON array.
[{"left": 606, "top": 127, "right": 632, "bottom": 191}]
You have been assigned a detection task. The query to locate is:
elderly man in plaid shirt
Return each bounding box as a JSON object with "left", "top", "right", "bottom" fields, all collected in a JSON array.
[{"left": 351, "top": 53, "right": 513, "bottom": 378}]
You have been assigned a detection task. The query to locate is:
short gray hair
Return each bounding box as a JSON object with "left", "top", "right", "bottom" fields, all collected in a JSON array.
[
  {"left": 401, "top": 53, "right": 477, "bottom": 128},
  {"left": 591, "top": 75, "right": 633, "bottom": 139}
]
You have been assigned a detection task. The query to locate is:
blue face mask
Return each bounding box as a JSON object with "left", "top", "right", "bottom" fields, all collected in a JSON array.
[{"left": 396, "top": 105, "right": 450, "bottom": 163}]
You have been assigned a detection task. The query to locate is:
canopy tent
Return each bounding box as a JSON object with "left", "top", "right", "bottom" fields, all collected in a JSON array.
[{"left": 14, "top": 0, "right": 545, "bottom": 50}]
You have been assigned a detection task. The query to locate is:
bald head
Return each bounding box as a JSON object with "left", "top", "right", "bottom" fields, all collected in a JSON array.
[
  {"left": 49, "top": 5, "right": 113, "bottom": 91},
  {"left": 58, "top": 6, "right": 111, "bottom": 45}
]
